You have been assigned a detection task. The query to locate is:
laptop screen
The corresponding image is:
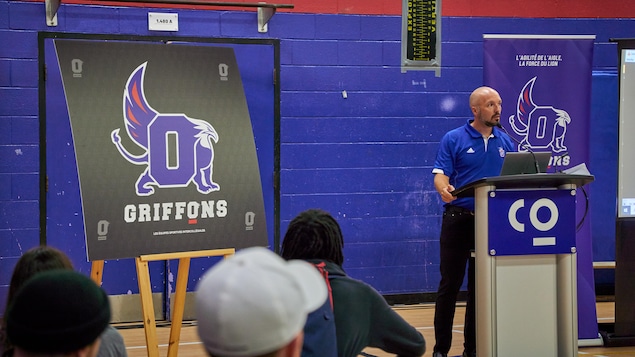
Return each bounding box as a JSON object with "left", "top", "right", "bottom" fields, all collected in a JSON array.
[{"left": 499, "top": 151, "right": 551, "bottom": 176}]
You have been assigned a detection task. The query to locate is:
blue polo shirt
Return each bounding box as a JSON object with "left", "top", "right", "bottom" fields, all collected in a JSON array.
[{"left": 433, "top": 120, "right": 516, "bottom": 211}]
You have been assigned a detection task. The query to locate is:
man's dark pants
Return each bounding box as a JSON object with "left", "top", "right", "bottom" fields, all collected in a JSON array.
[{"left": 433, "top": 206, "right": 476, "bottom": 354}]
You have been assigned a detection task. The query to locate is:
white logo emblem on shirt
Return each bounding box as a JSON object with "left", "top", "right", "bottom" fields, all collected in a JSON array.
[{"left": 467, "top": 148, "right": 475, "bottom": 153}]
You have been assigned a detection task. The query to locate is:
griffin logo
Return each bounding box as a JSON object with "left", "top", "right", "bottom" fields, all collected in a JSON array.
[
  {"left": 508, "top": 77, "right": 570, "bottom": 153},
  {"left": 111, "top": 62, "right": 220, "bottom": 196}
]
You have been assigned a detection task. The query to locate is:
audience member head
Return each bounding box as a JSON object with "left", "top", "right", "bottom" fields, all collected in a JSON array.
[
  {"left": 6, "top": 270, "right": 111, "bottom": 357},
  {"left": 195, "top": 247, "right": 327, "bottom": 357},
  {"left": 280, "top": 209, "right": 345, "bottom": 266},
  {"left": 2, "top": 245, "right": 76, "bottom": 355},
  {"left": 7, "top": 245, "right": 74, "bottom": 304}
]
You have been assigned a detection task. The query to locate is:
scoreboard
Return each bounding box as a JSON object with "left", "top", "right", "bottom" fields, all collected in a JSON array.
[{"left": 401, "top": 0, "right": 441, "bottom": 75}]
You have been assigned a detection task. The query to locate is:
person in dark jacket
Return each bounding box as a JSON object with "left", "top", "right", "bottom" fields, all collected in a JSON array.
[
  {"left": 5, "top": 270, "right": 110, "bottom": 357},
  {"left": 1, "top": 246, "right": 127, "bottom": 357},
  {"left": 281, "top": 209, "right": 426, "bottom": 357}
]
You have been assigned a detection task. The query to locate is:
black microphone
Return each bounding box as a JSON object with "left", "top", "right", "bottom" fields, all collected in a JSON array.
[
  {"left": 496, "top": 123, "right": 542, "bottom": 174},
  {"left": 552, "top": 152, "right": 569, "bottom": 173}
]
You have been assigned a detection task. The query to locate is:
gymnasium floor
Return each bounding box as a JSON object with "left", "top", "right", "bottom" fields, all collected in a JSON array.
[{"left": 117, "top": 301, "right": 635, "bottom": 357}]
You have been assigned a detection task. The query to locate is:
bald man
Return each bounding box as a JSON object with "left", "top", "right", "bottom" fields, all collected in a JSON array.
[{"left": 430, "top": 86, "right": 516, "bottom": 357}]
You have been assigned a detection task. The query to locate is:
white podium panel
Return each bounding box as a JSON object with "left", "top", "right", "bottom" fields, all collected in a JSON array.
[{"left": 495, "top": 255, "right": 558, "bottom": 357}]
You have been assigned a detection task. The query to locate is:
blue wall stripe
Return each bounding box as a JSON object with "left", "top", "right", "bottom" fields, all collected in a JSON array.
[{"left": 0, "top": 2, "right": 622, "bottom": 302}]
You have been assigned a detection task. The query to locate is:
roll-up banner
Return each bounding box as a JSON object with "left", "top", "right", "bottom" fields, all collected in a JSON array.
[{"left": 483, "top": 34, "right": 599, "bottom": 343}]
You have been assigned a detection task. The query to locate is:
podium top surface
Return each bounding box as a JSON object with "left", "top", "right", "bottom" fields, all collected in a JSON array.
[{"left": 451, "top": 173, "right": 594, "bottom": 198}]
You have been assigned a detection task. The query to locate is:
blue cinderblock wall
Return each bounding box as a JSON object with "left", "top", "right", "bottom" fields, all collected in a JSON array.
[{"left": 0, "top": 0, "right": 625, "bottom": 314}]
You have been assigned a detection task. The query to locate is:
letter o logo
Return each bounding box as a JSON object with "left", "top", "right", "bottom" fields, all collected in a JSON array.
[
  {"left": 508, "top": 198, "right": 559, "bottom": 232},
  {"left": 529, "top": 198, "right": 558, "bottom": 232},
  {"left": 245, "top": 212, "right": 255, "bottom": 227},
  {"left": 218, "top": 63, "right": 229, "bottom": 81},
  {"left": 508, "top": 199, "right": 525, "bottom": 232},
  {"left": 72, "top": 59, "right": 83, "bottom": 74},
  {"left": 97, "top": 220, "right": 110, "bottom": 236}
]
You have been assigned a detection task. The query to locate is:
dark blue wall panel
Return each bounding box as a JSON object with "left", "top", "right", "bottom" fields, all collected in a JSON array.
[
  {"left": 0, "top": 2, "right": 7, "bottom": 27},
  {"left": 11, "top": 59, "right": 37, "bottom": 87},
  {"left": 0, "top": 146, "right": 38, "bottom": 173},
  {"left": 0, "top": 202, "right": 39, "bottom": 229},
  {"left": 283, "top": 92, "right": 476, "bottom": 117},
  {"left": 0, "top": 229, "right": 39, "bottom": 257},
  {"left": 0, "top": 121, "right": 9, "bottom": 145},
  {"left": 590, "top": 72, "right": 618, "bottom": 263},
  {"left": 281, "top": 143, "right": 437, "bottom": 168},
  {"left": 281, "top": 65, "right": 362, "bottom": 91},
  {"left": 289, "top": 40, "right": 339, "bottom": 65},
  {"left": 0, "top": 60, "right": 10, "bottom": 86},
  {"left": 0, "top": 88, "right": 37, "bottom": 116},
  {"left": 315, "top": 14, "right": 361, "bottom": 40},
  {"left": 281, "top": 168, "right": 436, "bottom": 197},
  {"left": 12, "top": 173, "right": 39, "bottom": 200},
  {"left": 270, "top": 13, "right": 316, "bottom": 39},
  {"left": 361, "top": 16, "right": 400, "bottom": 41},
  {"left": 337, "top": 41, "right": 384, "bottom": 65},
  {"left": 0, "top": 0, "right": 628, "bottom": 316},
  {"left": 10, "top": 117, "right": 38, "bottom": 144},
  {"left": 0, "top": 175, "right": 10, "bottom": 201},
  {"left": 281, "top": 117, "right": 463, "bottom": 143}
]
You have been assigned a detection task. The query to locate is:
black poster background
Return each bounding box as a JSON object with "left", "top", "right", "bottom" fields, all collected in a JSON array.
[{"left": 53, "top": 40, "right": 268, "bottom": 260}]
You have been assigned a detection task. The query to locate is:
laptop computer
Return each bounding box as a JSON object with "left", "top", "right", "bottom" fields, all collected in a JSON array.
[{"left": 499, "top": 151, "right": 551, "bottom": 175}]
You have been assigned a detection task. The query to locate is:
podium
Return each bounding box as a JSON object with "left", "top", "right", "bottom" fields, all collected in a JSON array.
[{"left": 453, "top": 173, "right": 594, "bottom": 357}]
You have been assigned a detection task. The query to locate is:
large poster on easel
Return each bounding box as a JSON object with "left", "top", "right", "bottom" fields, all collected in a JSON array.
[
  {"left": 483, "top": 34, "right": 599, "bottom": 342},
  {"left": 51, "top": 40, "right": 268, "bottom": 261}
]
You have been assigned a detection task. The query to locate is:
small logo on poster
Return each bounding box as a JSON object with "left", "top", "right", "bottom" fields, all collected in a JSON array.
[
  {"left": 218, "top": 63, "right": 229, "bottom": 81},
  {"left": 97, "top": 220, "right": 110, "bottom": 241},
  {"left": 72, "top": 59, "right": 83, "bottom": 78},
  {"left": 245, "top": 211, "right": 255, "bottom": 231}
]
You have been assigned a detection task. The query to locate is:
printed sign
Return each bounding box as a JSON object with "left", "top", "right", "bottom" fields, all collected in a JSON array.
[
  {"left": 53, "top": 40, "right": 268, "bottom": 260},
  {"left": 483, "top": 35, "right": 594, "bottom": 171},
  {"left": 483, "top": 35, "right": 598, "bottom": 340},
  {"left": 488, "top": 189, "right": 576, "bottom": 256}
]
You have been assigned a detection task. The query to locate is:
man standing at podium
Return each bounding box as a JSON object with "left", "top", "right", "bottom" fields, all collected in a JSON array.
[{"left": 431, "top": 86, "right": 515, "bottom": 357}]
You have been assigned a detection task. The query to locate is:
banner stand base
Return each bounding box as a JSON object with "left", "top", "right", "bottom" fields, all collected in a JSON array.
[
  {"left": 599, "top": 323, "right": 635, "bottom": 347},
  {"left": 578, "top": 336, "right": 603, "bottom": 347}
]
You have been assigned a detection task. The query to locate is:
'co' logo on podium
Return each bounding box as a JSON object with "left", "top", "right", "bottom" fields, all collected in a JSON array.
[
  {"left": 488, "top": 189, "right": 576, "bottom": 256},
  {"left": 508, "top": 198, "right": 559, "bottom": 247}
]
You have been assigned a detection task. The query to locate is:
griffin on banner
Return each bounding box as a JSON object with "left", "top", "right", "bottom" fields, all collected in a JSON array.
[
  {"left": 53, "top": 40, "right": 268, "bottom": 261},
  {"left": 483, "top": 34, "right": 599, "bottom": 343}
]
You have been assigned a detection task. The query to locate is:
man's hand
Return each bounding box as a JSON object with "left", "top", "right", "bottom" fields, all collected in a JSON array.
[
  {"left": 434, "top": 173, "right": 457, "bottom": 203},
  {"left": 439, "top": 184, "right": 457, "bottom": 203}
]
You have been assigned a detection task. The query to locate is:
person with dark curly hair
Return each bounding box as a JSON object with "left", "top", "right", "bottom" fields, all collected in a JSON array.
[{"left": 281, "top": 209, "right": 425, "bottom": 357}]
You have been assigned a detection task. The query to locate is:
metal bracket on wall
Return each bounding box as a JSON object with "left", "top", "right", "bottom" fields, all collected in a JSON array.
[
  {"left": 257, "top": 6, "right": 275, "bottom": 33},
  {"left": 46, "top": 0, "right": 60, "bottom": 26},
  {"left": 44, "top": 0, "right": 294, "bottom": 31}
]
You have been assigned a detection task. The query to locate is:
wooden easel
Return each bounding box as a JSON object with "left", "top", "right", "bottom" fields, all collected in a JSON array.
[{"left": 90, "top": 248, "right": 235, "bottom": 357}]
